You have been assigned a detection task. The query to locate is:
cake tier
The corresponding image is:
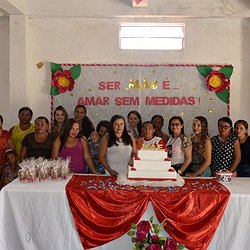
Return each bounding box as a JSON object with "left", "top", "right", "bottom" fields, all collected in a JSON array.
[
  {"left": 137, "top": 149, "right": 168, "bottom": 161},
  {"left": 128, "top": 165, "right": 177, "bottom": 180},
  {"left": 133, "top": 159, "right": 171, "bottom": 170}
]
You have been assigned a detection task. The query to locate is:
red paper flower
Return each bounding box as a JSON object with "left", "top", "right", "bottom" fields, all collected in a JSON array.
[
  {"left": 206, "top": 70, "right": 229, "bottom": 92},
  {"left": 136, "top": 231, "right": 147, "bottom": 241},
  {"left": 127, "top": 216, "right": 184, "bottom": 250},
  {"left": 164, "top": 237, "right": 178, "bottom": 250},
  {"left": 137, "top": 220, "right": 151, "bottom": 235},
  {"left": 146, "top": 243, "right": 162, "bottom": 250},
  {"left": 151, "top": 235, "right": 159, "bottom": 242},
  {"left": 196, "top": 65, "right": 233, "bottom": 104},
  {"left": 51, "top": 70, "right": 75, "bottom": 93}
]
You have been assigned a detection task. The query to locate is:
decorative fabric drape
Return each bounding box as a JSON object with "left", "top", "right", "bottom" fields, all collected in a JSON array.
[{"left": 66, "top": 176, "right": 230, "bottom": 250}]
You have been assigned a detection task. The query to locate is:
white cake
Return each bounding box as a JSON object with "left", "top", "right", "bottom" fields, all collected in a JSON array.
[{"left": 128, "top": 149, "right": 177, "bottom": 180}]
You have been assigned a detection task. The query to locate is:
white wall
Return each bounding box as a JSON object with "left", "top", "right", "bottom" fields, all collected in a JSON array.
[
  {"left": 1, "top": 15, "right": 249, "bottom": 134},
  {"left": 0, "top": 17, "right": 9, "bottom": 127}
]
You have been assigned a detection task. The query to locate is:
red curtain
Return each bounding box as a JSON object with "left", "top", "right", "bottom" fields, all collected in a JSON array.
[
  {"left": 66, "top": 176, "right": 230, "bottom": 250},
  {"left": 66, "top": 175, "right": 149, "bottom": 248},
  {"left": 150, "top": 179, "right": 230, "bottom": 250}
]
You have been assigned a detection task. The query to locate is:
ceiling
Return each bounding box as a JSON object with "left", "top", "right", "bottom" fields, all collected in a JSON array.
[{"left": 1, "top": 0, "right": 250, "bottom": 18}]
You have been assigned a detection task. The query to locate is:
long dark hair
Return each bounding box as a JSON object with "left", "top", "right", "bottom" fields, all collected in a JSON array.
[
  {"left": 151, "top": 114, "right": 164, "bottom": 125},
  {"left": 193, "top": 116, "right": 209, "bottom": 157},
  {"left": 168, "top": 116, "right": 185, "bottom": 135},
  {"left": 234, "top": 120, "right": 248, "bottom": 136},
  {"left": 96, "top": 120, "right": 110, "bottom": 133},
  {"left": 218, "top": 117, "right": 233, "bottom": 134},
  {"left": 59, "top": 118, "right": 81, "bottom": 152},
  {"left": 193, "top": 116, "right": 209, "bottom": 140},
  {"left": 53, "top": 106, "right": 68, "bottom": 126},
  {"left": 127, "top": 110, "right": 142, "bottom": 136},
  {"left": 74, "top": 105, "right": 94, "bottom": 138},
  {"left": 108, "top": 115, "right": 132, "bottom": 147}
]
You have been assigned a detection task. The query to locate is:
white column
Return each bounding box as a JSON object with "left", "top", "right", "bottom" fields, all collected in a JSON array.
[{"left": 9, "top": 14, "right": 30, "bottom": 125}]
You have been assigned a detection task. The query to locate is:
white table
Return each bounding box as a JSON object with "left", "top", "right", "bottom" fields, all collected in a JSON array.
[{"left": 1, "top": 177, "right": 250, "bottom": 250}]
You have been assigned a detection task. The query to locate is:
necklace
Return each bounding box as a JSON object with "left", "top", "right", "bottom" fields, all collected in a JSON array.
[{"left": 168, "top": 136, "right": 179, "bottom": 146}]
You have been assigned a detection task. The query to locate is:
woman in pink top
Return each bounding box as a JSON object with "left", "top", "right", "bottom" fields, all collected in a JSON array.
[{"left": 52, "top": 118, "right": 97, "bottom": 174}]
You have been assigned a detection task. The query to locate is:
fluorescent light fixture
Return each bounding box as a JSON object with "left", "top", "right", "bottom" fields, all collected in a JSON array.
[{"left": 120, "top": 23, "right": 185, "bottom": 50}]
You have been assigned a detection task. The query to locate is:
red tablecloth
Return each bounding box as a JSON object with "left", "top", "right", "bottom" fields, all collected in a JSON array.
[{"left": 66, "top": 175, "right": 230, "bottom": 250}]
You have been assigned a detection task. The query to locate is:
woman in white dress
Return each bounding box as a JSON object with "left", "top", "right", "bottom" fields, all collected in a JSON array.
[{"left": 99, "top": 115, "right": 137, "bottom": 176}]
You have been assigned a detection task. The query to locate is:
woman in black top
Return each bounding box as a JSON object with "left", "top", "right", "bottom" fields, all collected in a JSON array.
[
  {"left": 73, "top": 105, "right": 95, "bottom": 139},
  {"left": 234, "top": 120, "right": 250, "bottom": 177}
]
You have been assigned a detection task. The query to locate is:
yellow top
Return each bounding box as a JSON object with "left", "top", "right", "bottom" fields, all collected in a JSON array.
[{"left": 11, "top": 124, "right": 35, "bottom": 160}]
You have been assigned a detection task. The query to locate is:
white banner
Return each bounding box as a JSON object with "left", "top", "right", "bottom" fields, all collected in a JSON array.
[{"left": 51, "top": 63, "right": 230, "bottom": 136}]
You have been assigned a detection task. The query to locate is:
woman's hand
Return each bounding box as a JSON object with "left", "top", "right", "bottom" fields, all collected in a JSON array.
[
  {"left": 185, "top": 172, "right": 197, "bottom": 177},
  {"left": 93, "top": 170, "right": 102, "bottom": 175},
  {"left": 231, "top": 171, "right": 237, "bottom": 177},
  {"left": 109, "top": 169, "right": 119, "bottom": 177}
]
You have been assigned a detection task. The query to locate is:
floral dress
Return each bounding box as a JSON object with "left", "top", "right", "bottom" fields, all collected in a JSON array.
[
  {"left": 190, "top": 140, "right": 211, "bottom": 177},
  {"left": 87, "top": 139, "right": 105, "bottom": 174}
]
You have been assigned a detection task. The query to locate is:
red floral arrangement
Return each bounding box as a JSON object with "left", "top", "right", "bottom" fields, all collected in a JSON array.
[
  {"left": 197, "top": 65, "right": 233, "bottom": 104},
  {"left": 127, "top": 216, "right": 184, "bottom": 250},
  {"left": 50, "top": 63, "right": 81, "bottom": 96}
]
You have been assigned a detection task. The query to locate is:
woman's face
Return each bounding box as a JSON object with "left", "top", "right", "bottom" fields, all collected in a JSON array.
[
  {"left": 54, "top": 110, "right": 65, "bottom": 123},
  {"left": 192, "top": 119, "right": 202, "bottom": 135},
  {"left": 128, "top": 113, "right": 140, "bottom": 128},
  {"left": 143, "top": 123, "right": 155, "bottom": 139},
  {"left": 98, "top": 126, "right": 108, "bottom": 138},
  {"left": 235, "top": 123, "right": 247, "bottom": 138},
  {"left": 170, "top": 119, "right": 183, "bottom": 135},
  {"left": 69, "top": 123, "right": 80, "bottom": 138},
  {"left": 74, "top": 107, "right": 85, "bottom": 122},
  {"left": 19, "top": 110, "right": 32, "bottom": 125},
  {"left": 35, "top": 119, "right": 48, "bottom": 134},
  {"left": 113, "top": 118, "right": 125, "bottom": 135},
  {"left": 218, "top": 121, "right": 231, "bottom": 138},
  {"left": 152, "top": 117, "right": 163, "bottom": 130}
]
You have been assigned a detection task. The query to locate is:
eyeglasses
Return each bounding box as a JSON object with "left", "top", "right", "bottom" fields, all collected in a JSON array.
[
  {"left": 219, "top": 125, "right": 231, "bottom": 130},
  {"left": 171, "top": 123, "right": 181, "bottom": 127}
]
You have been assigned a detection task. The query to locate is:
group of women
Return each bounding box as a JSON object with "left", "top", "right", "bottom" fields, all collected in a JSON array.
[
  {"left": 118, "top": 111, "right": 250, "bottom": 177},
  {"left": 0, "top": 106, "right": 250, "bottom": 189}
]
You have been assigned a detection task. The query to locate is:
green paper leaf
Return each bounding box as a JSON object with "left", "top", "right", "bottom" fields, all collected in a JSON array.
[
  {"left": 50, "top": 62, "right": 63, "bottom": 76},
  {"left": 159, "top": 237, "right": 166, "bottom": 242},
  {"left": 196, "top": 65, "right": 213, "bottom": 77},
  {"left": 69, "top": 65, "right": 81, "bottom": 80},
  {"left": 127, "top": 231, "right": 135, "bottom": 237},
  {"left": 149, "top": 216, "right": 154, "bottom": 224},
  {"left": 50, "top": 86, "right": 60, "bottom": 96},
  {"left": 178, "top": 244, "right": 185, "bottom": 250},
  {"left": 219, "top": 66, "right": 233, "bottom": 79},
  {"left": 131, "top": 223, "right": 137, "bottom": 229},
  {"left": 215, "top": 89, "right": 229, "bottom": 104}
]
